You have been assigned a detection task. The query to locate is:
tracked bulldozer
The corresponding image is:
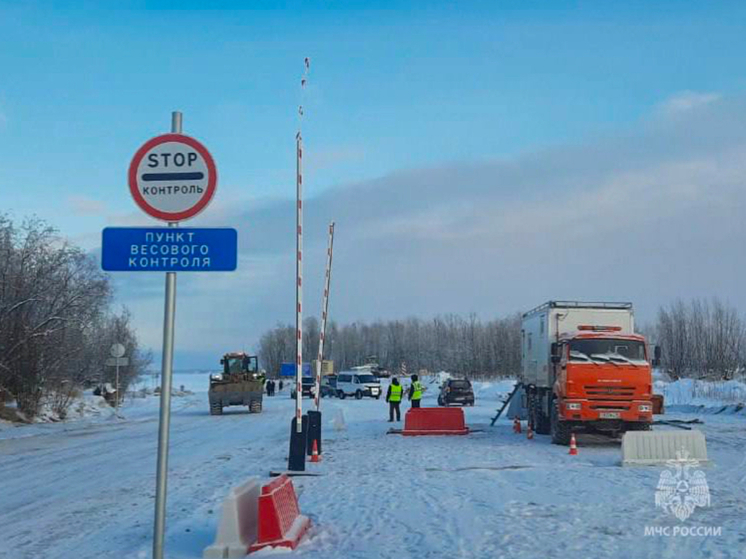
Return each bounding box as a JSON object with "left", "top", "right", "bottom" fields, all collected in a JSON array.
[{"left": 208, "top": 352, "right": 265, "bottom": 415}]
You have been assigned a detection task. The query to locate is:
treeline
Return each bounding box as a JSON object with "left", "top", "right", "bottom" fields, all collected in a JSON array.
[
  {"left": 0, "top": 217, "right": 150, "bottom": 418},
  {"left": 259, "top": 298, "right": 746, "bottom": 382},
  {"left": 653, "top": 298, "right": 746, "bottom": 380},
  {"left": 258, "top": 313, "right": 522, "bottom": 379}
]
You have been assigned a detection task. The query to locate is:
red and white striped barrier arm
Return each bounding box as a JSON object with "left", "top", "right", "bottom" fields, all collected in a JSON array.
[
  {"left": 295, "top": 57, "right": 309, "bottom": 433},
  {"left": 314, "top": 222, "right": 335, "bottom": 410}
]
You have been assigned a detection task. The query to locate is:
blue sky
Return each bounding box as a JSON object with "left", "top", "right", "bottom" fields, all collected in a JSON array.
[{"left": 2, "top": 2, "right": 746, "bottom": 367}]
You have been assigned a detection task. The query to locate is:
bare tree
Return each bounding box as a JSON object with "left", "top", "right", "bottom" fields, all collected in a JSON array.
[
  {"left": 656, "top": 298, "right": 745, "bottom": 380},
  {"left": 256, "top": 312, "right": 523, "bottom": 379},
  {"left": 0, "top": 216, "right": 150, "bottom": 417}
]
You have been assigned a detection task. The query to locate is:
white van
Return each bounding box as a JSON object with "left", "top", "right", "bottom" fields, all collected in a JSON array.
[{"left": 336, "top": 372, "right": 381, "bottom": 399}]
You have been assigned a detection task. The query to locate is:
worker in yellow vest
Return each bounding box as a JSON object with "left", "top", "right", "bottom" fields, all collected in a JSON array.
[
  {"left": 386, "top": 377, "right": 403, "bottom": 422},
  {"left": 409, "top": 375, "right": 424, "bottom": 408}
]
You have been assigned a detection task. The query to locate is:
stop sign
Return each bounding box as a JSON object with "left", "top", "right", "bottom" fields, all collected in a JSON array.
[{"left": 128, "top": 133, "right": 217, "bottom": 222}]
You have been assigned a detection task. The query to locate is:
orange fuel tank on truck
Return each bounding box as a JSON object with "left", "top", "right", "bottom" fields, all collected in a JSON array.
[{"left": 520, "top": 301, "right": 661, "bottom": 445}]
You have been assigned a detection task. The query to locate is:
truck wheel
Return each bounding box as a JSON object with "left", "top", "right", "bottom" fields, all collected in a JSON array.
[
  {"left": 250, "top": 400, "right": 262, "bottom": 413},
  {"left": 550, "top": 402, "right": 571, "bottom": 445},
  {"left": 375, "top": 394, "right": 381, "bottom": 400},
  {"left": 210, "top": 402, "right": 223, "bottom": 416},
  {"left": 338, "top": 390, "right": 346, "bottom": 399},
  {"left": 355, "top": 390, "right": 363, "bottom": 400}
]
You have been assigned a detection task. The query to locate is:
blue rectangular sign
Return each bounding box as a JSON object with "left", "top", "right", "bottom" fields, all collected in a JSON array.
[
  {"left": 102, "top": 227, "right": 238, "bottom": 272},
  {"left": 280, "top": 363, "right": 312, "bottom": 377}
]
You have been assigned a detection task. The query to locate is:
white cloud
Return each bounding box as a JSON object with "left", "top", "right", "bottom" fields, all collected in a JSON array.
[
  {"left": 658, "top": 91, "right": 722, "bottom": 116},
  {"left": 116, "top": 92, "right": 746, "bottom": 366}
]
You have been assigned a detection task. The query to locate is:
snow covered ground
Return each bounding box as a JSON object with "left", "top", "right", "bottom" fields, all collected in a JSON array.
[{"left": 1, "top": 374, "right": 745, "bottom": 559}]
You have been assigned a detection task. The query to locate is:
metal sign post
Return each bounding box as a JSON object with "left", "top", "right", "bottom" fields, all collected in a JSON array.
[
  {"left": 314, "top": 222, "right": 335, "bottom": 411},
  {"left": 110, "top": 111, "right": 225, "bottom": 558},
  {"left": 153, "top": 111, "right": 181, "bottom": 559},
  {"left": 110, "top": 343, "right": 126, "bottom": 409}
]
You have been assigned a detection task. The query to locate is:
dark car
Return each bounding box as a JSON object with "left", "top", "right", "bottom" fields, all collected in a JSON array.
[
  {"left": 291, "top": 376, "right": 316, "bottom": 399},
  {"left": 437, "top": 379, "right": 475, "bottom": 406}
]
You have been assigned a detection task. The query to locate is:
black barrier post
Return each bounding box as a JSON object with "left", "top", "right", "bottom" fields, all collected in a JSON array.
[
  {"left": 306, "top": 410, "right": 322, "bottom": 455},
  {"left": 288, "top": 415, "right": 309, "bottom": 472}
]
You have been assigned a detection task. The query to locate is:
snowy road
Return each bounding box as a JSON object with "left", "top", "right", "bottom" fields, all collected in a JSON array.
[{"left": 1, "top": 377, "right": 745, "bottom": 559}]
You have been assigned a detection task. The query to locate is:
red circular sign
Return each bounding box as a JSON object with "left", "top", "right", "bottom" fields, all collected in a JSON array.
[{"left": 128, "top": 133, "right": 217, "bottom": 222}]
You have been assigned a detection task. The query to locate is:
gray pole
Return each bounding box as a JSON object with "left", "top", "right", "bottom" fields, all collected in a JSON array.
[{"left": 153, "top": 110, "right": 181, "bottom": 559}]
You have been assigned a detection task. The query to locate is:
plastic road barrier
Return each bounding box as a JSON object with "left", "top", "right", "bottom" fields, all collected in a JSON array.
[
  {"left": 622, "top": 430, "right": 709, "bottom": 466},
  {"left": 401, "top": 408, "right": 469, "bottom": 436},
  {"left": 203, "top": 478, "right": 261, "bottom": 559},
  {"left": 248, "top": 474, "right": 311, "bottom": 553}
]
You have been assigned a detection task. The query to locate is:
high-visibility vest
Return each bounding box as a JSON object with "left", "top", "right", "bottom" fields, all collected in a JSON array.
[
  {"left": 412, "top": 381, "right": 423, "bottom": 400},
  {"left": 389, "top": 384, "right": 403, "bottom": 402}
]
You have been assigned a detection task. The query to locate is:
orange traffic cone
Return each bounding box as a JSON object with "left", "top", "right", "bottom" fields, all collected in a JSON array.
[
  {"left": 568, "top": 433, "right": 578, "bottom": 455},
  {"left": 513, "top": 417, "right": 522, "bottom": 434},
  {"left": 526, "top": 424, "right": 534, "bottom": 440},
  {"left": 311, "top": 439, "right": 321, "bottom": 463}
]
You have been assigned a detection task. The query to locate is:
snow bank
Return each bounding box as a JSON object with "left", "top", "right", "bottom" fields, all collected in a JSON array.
[
  {"left": 35, "top": 393, "right": 117, "bottom": 423},
  {"left": 656, "top": 378, "right": 746, "bottom": 406}
]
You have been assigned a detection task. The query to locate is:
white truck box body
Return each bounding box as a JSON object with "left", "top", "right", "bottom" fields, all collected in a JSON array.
[{"left": 521, "top": 301, "right": 635, "bottom": 388}]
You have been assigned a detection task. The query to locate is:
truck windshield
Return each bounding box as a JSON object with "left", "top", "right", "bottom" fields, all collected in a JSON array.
[
  {"left": 226, "top": 358, "right": 243, "bottom": 374},
  {"left": 356, "top": 374, "right": 378, "bottom": 384},
  {"left": 569, "top": 339, "right": 646, "bottom": 364}
]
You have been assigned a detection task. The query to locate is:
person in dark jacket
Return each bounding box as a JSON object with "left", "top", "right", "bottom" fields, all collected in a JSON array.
[
  {"left": 279, "top": 380, "right": 284, "bottom": 391},
  {"left": 385, "top": 377, "right": 403, "bottom": 422}
]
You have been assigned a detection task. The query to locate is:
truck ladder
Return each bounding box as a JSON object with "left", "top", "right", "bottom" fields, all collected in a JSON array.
[{"left": 490, "top": 382, "right": 522, "bottom": 426}]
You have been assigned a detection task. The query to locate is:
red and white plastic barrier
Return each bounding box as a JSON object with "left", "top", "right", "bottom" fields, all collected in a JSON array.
[
  {"left": 401, "top": 408, "right": 469, "bottom": 436},
  {"left": 249, "top": 474, "right": 311, "bottom": 553},
  {"left": 203, "top": 475, "right": 310, "bottom": 558},
  {"left": 203, "top": 478, "right": 261, "bottom": 559}
]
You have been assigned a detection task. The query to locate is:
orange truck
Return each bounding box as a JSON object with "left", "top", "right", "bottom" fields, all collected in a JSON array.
[{"left": 521, "top": 301, "right": 661, "bottom": 444}]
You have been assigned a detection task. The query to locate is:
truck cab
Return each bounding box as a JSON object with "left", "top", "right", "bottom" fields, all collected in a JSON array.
[
  {"left": 521, "top": 301, "right": 659, "bottom": 444},
  {"left": 550, "top": 327, "right": 655, "bottom": 443}
]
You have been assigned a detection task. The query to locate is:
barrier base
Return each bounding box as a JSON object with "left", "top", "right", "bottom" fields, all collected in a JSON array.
[
  {"left": 401, "top": 428, "right": 470, "bottom": 436},
  {"left": 288, "top": 415, "right": 308, "bottom": 472},
  {"left": 248, "top": 514, "right": 311, "bottom": 553}
]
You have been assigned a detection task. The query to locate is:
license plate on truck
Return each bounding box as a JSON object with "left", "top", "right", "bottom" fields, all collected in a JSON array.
[{"left": 600, "top": 411, "right": 621, "bottom": 419}]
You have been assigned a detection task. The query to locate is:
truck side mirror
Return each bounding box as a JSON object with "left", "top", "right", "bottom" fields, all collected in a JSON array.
[
  {"left": 652, "top": 345, "right": 662, "bottom": 368},
  {"left": 551, "top": 342, "right": 561, "bottom": 364},
  {"left": 219, "top": 358, "right": 225, "bottom": 365}
]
